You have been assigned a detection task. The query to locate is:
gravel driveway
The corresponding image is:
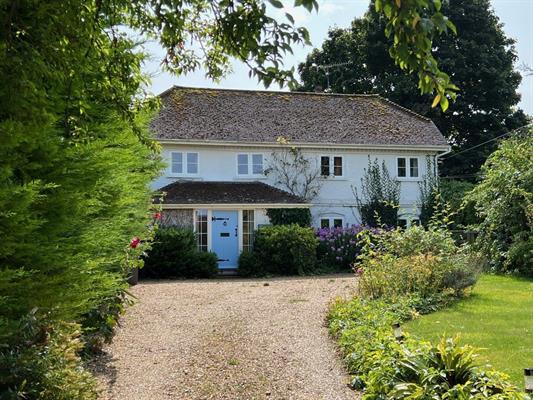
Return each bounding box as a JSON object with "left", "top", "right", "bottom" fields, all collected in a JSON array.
[{"left": 92, "top": 274, "right": 359, "bottom": 400}]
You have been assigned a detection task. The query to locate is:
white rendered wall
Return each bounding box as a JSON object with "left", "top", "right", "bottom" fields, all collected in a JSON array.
[{"left": 154, "top": 143, "right": 438, "bottom": 227}]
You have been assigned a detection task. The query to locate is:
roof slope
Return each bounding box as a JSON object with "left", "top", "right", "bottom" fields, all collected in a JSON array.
[
  {"left": 151, "top": 86, "right": 447, "bottom": 147},
  {"left": 157, "top": 181, "right": 307, "bottom": 205}
]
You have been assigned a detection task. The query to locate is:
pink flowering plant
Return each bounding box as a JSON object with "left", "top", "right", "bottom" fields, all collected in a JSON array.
[{"left": 316, "top": 225, "right": 382, "bottom": 271}]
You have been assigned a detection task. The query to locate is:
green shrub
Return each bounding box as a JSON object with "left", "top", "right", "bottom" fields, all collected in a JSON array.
[
  {"left": 252, "top": 224, "right": 317, "bottom": 275},
  {"left": 327, "top": 298, "right": 525, "bottom": 399},
  {"left": 374, "top": 225, "right": 457, "bottom": 257},
  {"left": 238, "top": 251, "right": 263, "bottom": 277},
  {"left": 466, "top": 134, "right": 533, "bottom": 276},
  {"left": 440, "top": 179, "right": 479, "bottom": 228},
  {"left": 266, "top": 208, "right": 312, "bottom": 226},
  {"left": 81, "top": 288, "right": 132, "bottom": 353},
  {"left": 141, "top": 227, "right": 218, "bottom": 279},
  {"left": 0, "top": 315, "right": 97, "bottom": 400},
  {"left": 356, "top": 226, "right": 480, "bottom": 311}
]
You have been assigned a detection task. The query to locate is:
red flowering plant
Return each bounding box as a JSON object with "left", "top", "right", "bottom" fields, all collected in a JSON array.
[
  {"left": 129, "top": 237, "right": 141, "bottom": 248},
  {"left": 123, "top": 203, "right": 162, "bottom": 277}
]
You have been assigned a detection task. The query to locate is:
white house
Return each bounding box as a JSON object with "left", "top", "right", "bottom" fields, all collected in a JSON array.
[{"left": 151, "top": 86, "right": 450, "bottom": 269}]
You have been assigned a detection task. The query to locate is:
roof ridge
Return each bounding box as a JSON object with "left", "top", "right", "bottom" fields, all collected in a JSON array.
[
  {"left": 376, "top": 96, "right": 432, "bottom": 122},
  {"left": 164, "top": 85, "right": 432, "bottom": 122},
  {"left": 165, "top": 85, "right": 379, "bottom": 99}
]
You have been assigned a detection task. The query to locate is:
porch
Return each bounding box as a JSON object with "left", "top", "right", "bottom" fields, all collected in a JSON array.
[{"left": 155, "top": 181, "right": 309, "bottom": 270}]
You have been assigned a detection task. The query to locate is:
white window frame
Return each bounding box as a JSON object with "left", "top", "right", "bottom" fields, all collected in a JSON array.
[
  {"left": 193, "top": 208, "right": 211, "bottom": 252},
  {"left": 169, "top": 151, "right": 199, "bottom": 176},
  {"left": 398, "top": 214, "right": 420, "bottom": 228},
  {"left": 320, "top": 155, "right": 344, "bottom": 178},
  {"left": 236, "top": 153, "right": 264, "bottom": 177},
  {"left": 396, "top": 156, "right": 420, "bottom": 180},
  {"left": 319, "top": 216, "right": 344, "bottom": 229}
]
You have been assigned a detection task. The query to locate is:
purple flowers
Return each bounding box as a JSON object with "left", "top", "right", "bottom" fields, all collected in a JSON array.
[{"left": 316, "top": 225, "right": 382, "bottom": 269}]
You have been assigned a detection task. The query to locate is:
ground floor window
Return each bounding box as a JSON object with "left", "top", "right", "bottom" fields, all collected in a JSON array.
[
  {"left": 242, "top": 210, "right": 255, "bottom": 252},
  {"left": 398, "top": 216, "right": 420, "bottom": 229},
  {"left": 320, "top": 217, "right": 343, "bottom": 229},
  {"left": 195, "top": 209, "right": 208, "bottom": 251}
]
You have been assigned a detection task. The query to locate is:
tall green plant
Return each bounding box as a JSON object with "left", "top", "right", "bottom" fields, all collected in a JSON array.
[
  {"left": 466, "top": 133, "right": 533, "bottom": 276},
  {"left": 418, "top": 156, "right": 439, "bottom": 227},
  {"left": 354, "top": 158, "right": 400, "bottom": 227}
]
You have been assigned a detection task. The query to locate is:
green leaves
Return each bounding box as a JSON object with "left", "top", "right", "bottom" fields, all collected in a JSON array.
[
  {"left": 294, "top": 0, "right": 318, "bottom": 12},
  {"left": 268, "top": 0, "right": 284, "bottom": 8},
  {"left": 374, "top": 0, "right": 458, "bottom": 109},
  {"left": 466, "top": 131, "right": 533, "bottom": 276}
]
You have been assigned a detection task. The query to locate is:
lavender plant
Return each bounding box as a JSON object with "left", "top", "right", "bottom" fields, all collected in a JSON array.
[{"left": 316, "top": 225, "right": 382, "bottom": 270}]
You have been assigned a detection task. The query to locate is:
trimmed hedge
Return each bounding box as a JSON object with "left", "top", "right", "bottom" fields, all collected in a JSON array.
[
  {"left": 266, "top": 208, "right": 312, "bottom": 227},
  {"left": 141, "top": 227, "right": 218, "bottom": 279},
  {"left": 238, "top": 224, "right": 317, "bottom": 276}
]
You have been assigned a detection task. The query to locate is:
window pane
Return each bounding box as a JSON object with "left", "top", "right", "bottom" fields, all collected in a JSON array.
[
  {"left": 237, "top": 154, "right": 248, "bottom": 175},
  {"left": 321, "top": 156, "right": 330, "bottom": 176},
  {"left": 333, "top": 218, "right": 343, "bottom": 228},
  {"left": 320, "top": 219, "right": 330, "bottom": 228},
  {"left": 242, "top": 210, "right": 255, "bottom": 252},
  {"left": 397, "top": 158, "right": 406, "bottom": 177},
  {"left": 195, "top": 209, "right": 208, "bottom": 251},
  {"left": 409, "top": 158, "right": 418, "bottom": 177},
  {"left": 252, "top": 154, "right": 263, "bottom": 174},
  {"left": 171, "top": 152, "right": 183, "bottom": 173},
  {"left": 187, "top": 152, "right": 198, "bottom": 174},
  {"left": 333, "top": 156, "right": 343, "bottom": 176}
]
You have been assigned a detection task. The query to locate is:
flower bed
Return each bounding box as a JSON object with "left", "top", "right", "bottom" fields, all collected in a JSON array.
[
  {"left": 326, "top": 226, "right": 525, "bottom": 398},
  {"left": 316, "top": 225, "right": 381, "bottom": 271}
]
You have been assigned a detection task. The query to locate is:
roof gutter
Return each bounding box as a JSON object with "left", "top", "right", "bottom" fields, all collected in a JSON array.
[
  {"left": 156, "top": 138, "right": 450, "bottom": 153},
  {"left": 162, "top": 203, "right": 310, "bottom": 210},
  {"left": 435, "top": 145, "right": 452, "bottom": 177}
]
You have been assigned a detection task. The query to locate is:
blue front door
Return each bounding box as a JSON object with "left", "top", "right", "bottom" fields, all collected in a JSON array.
[{"left": 211, "top": 210, "right": 239, "bottom": 269}]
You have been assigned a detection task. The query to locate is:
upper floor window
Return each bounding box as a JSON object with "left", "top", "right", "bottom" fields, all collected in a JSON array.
[
  {"left": 237, "top": 153, "right": 263, "bottom": 176},
  {"left": 320, "top": 156, "right": 343, "bottom": 177},
  {"left": 171, "top": 151, "right": 198, "bottom": 175},
  {"left": 397, "top": 157, "right": 419, "bottom": 178}
]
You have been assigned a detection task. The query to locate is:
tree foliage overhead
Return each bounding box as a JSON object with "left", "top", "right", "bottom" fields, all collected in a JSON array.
[{"left": 298, "top": 0, "right": 529, "bottom": 176}]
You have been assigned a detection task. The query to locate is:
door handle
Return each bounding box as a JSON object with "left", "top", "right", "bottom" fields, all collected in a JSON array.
[{"left": 235, "top": 227, "right": 238, "bottom": 237}]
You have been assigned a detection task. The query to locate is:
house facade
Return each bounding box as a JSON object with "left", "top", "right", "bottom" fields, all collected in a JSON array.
[{"left": 151, "top": 86, "right": 450, "bottom": 269}]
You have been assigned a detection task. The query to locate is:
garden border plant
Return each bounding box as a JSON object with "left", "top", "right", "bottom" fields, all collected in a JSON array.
[{"left": 326, "top": 224, "right": 527, "bottom": 398}]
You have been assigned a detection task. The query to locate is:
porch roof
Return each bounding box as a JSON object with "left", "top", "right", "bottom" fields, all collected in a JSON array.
[{"left": 156, "top": 181, "right": 308, "bottom": 207}]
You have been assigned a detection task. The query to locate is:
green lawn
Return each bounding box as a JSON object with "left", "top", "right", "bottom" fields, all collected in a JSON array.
[{"left": 406, "top": 274, "right": 533, "bottom": 388}]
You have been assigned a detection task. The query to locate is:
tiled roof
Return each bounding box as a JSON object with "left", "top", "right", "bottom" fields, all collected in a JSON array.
[
  {"left": 151, "top": 86, "right": 447, "bottom": 147},
  {"left": 157, "top": 181, "right": 307, "bottom": 205}
]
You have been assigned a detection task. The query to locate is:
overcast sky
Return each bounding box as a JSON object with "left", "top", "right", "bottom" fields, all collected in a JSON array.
[{"left": 143, "top": 0, "right": 533, "bottom": 115}]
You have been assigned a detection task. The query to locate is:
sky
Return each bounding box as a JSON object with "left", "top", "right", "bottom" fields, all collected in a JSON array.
[{"left": 143, "top": 0, "right": 533, "bottom": 115}]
